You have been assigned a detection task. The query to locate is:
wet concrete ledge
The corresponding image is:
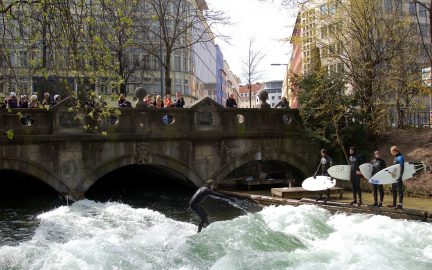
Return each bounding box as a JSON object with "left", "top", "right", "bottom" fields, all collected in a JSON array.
[{"left": 219, "top": 190, "right": 432, "bottom": 223}]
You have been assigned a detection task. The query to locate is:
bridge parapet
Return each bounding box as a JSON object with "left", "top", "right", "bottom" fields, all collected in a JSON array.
[{"left": 0, "top": 97, "right": 302, "bottom": 140}]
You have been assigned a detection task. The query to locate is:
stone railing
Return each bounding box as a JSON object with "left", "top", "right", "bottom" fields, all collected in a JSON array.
[{"left": 0, "top": 97, "right": 302, "bottom": 140}]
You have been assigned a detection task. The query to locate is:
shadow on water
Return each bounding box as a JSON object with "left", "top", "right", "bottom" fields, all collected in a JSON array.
[
  {"left": 0, "top": 170, "right": 63, "bottom": 246},
  {"left": 86, "top": 165, "right": 259, "bottom": 224}
]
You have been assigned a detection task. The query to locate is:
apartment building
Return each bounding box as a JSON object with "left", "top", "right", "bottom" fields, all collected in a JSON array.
[
  {"left": 238, "top": 83, "right": 262, "bottom": 108},
  {"left": 285, "top": 0, "right": 431, "bottom": 106},
  {"left": 0, "top": 0, "right": 228, "bottom": 105}
]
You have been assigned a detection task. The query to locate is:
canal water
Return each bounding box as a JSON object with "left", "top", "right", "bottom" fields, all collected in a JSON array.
[{"left": 1, "top": 168, "right": 432, "bottom": 269}]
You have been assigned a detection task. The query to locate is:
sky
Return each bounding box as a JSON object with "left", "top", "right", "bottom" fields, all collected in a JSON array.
[{"left": 206, "top": 0, "right": 297, "bottom": 84}]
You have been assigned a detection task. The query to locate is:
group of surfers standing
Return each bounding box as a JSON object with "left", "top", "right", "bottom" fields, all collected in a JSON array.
[{"left": 315, "top": 146, "right": 405, "bottom": 209}]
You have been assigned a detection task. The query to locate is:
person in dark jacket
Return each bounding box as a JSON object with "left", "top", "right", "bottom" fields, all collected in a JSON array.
[
  {"left": 7, "top": 92, "right": 18, "bottom": 108},
  {"left": 390, "top": 146, "right": 405, "bottom": 209},
  {"left": 189, "top": 180, "right": 232, "bottom": 233},
  {"left": 349, "top": 146, "right": 362, "bottom": 205},
  {"left": 370, "top": 150, "right": 386, "bottom": 207},
  {"left": 118, "top": 94, "right": 132, "bottom": 108},
  {"left": 226, "top": 93, "right": 238, "bottom": 108},
  {"left": 173, "top": 91, "right": 185, "bottom": 108},
  {"left": 275, "top": 97, "right": 289, "bottom": 108},
  {"left": 19, "top": 95, "right": 29, "bottom": 108},
  {"left": 313, "top": 149, "right": 333, "bottom": 201}
]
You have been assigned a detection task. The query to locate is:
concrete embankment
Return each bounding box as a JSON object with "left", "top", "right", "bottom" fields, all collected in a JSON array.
[{"left": 220, "top": 190, "right": 432, "bottom": 223}]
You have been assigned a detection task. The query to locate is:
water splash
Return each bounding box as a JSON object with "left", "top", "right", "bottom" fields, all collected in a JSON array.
[{"left": 0, "top": 201, "right": 431, "bottom": 270}]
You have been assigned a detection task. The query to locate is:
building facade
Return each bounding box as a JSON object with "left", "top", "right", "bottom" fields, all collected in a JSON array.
[
  {"left": 0, "top": 0, "right": 229, "bottom": 106},
  {"left": 285, "top": 0, "right": 432, "bottom": 107},
  {"left": 258, "top": 81, "right": 283, "bottom": 108},
  {"left": 239, "top": 83, "right": 262, "bottom": 108}
]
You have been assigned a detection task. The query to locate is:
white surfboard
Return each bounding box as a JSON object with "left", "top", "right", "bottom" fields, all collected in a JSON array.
[
  {"left": 359, "top": 163, "right": 374, "bottom": 180},
  {"left": 369, "top": 162, "right": 417, "bottom": 185},
  {"left": 327, "top": 165, "right": 351, "bottom": 181},
  {"left": 302, "top": 176, "right": 336, "bottom": 191}
]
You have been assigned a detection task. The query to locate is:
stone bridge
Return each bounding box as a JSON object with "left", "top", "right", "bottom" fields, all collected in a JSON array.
[{"left": 0, "top": 97, "right": 318, "bottom": 198}]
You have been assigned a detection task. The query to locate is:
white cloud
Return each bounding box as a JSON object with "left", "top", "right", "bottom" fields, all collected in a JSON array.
[{"left": 207, "top": 0, "right": 297, "bottom": 83}]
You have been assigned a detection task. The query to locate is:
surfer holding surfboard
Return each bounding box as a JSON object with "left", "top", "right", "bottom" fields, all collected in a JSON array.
[
  {"left": 313, "top": 149, "right": 333, "bottom": 201},
  {"left": 349, "top": 147, "right": 362, "bottom": 205},
  {"left": 370, "top": 150, "right": 386, "bottom": 207},
  {"left": 390, "top": 146, "right": 405, "bottom": 209}
]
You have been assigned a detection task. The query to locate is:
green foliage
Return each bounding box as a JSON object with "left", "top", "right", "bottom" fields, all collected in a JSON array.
[
  {"left": 6, "top": 130, "right": 14, "bottom": 140},
  {"left": 297, "top": 72, "right": 370, "bottom": 163}
]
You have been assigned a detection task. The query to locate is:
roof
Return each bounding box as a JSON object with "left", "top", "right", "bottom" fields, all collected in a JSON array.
[{"left": 239, "top": 83, "right": 263, "bottom": 94}]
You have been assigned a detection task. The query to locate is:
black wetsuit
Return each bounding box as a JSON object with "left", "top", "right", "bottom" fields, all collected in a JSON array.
[
  {"left": 349, "top": 153, "right": 362, "bottom": 203},
  {"left": 189, "top": 187, "right": 230, "bottom": 232},
  {"left": 371, "top": 158, "right": 386, "bottom": 205},
  {"left": 314, "top": 155, "right": 333, "bottom": 199},
  {"left": 392, "top": 153, "right": 405, "bottom": 207}
]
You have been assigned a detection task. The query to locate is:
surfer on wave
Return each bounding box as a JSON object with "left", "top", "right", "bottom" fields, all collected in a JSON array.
[{"left": 189, "top": 180, "right": 233, "bottom": 233}]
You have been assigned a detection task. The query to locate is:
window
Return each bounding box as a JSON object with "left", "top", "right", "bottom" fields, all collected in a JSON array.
[
  {"left": 174, "top": 56, "right": 181, "bottom": 71},
  {"left": 321, "top": 26, "right": 327, "bottom": 38},
  {"left": 384, "top": 0, "right": 392, "bottom": 12},
  {"left": 278, "top": 96, "right": 281, "bottom": 100},
  {"left": 420, "top": 24, "right": 428, "bottom": 37},
  {"left": 320, "top": 4, "right": 327, "bottom": 15},
  {"left": 409, "top": 2, "right": 416, "bottom": 16},
  {"left": 272, "top": 96, "right": 275, "bottom": 100},
  {"left": 419, "top": 5, "right": 427, "bottom": 17}
]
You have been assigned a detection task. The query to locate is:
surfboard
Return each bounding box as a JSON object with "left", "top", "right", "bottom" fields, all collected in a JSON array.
[
  {"left": 359, "top": 163, "right": 374, "bottom": 180},
  {"left": 302, "top": 176, "right": 336, "bottom": 191},
  {"left": 327, "top": 165, "right": 351, "bottom": 181},
  {"left": 369, "top": 162, "right": 417, "bottom": 185}
]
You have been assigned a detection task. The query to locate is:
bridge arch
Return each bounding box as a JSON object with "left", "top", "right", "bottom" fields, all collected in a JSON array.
[
  {"left": 78, "top": 154, "right": 205, "bottom": 193},
  {"left": 212, "top": 151, "right": 311, "bottom": 184},
  {"left": 0, "top": 157, "right": 69, "bottom": 193}
]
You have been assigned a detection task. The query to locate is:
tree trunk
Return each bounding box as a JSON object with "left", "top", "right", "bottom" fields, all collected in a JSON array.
[
  {"left": 165, "top": 53, "right": 172, "bottom": 95},
  {"left": 249, "top": 82, "right": 252, "bottom": 108}
]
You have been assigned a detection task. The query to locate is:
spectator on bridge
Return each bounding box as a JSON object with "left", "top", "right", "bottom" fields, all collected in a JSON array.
[
  {"left": 19, "top": 95, "right": 29, "bottom": 108},
  {"left": 41, "top": 92, "right": 51, "bottom": 107},
  {"left": 164, "top": 94, "right": 172, "bottom": 107},
  {"left": 153, "top": 95, "right": 164, "bottom": 108},
  {"left": 29, "top": 95, "right": 40, "bottom": 108},
  {"left": 7, "top": 92, "right": 18, "bottom": 108},
  {"left": 173, "top": 91, "right": 185, "bottom": 108},
  {"left": 226, "top": 93, "right": 238, "bottom": 108},
  {"left": 275, "top": 97, "right": 290, "bottom": 109},
  {"left": 118, "top": 93, "right": 132, "bottom": 108},
  {"left": 52, "top": 95, "right": 61, "bottom": 106},
  {"left": 144, "top": 95, "right": 152, "bottom": 105}
]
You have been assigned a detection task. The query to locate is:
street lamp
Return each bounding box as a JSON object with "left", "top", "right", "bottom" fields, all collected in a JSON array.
[{"left": 270, "top": 63, "right": 288, "bottom": 66}]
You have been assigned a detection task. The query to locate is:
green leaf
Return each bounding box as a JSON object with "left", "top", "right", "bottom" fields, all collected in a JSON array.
[{"left": 6, "top": 130, "right": 14, "bottom": 140}]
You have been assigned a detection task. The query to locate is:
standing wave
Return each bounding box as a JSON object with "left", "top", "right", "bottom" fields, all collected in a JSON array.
[{"left": 0, "top": 200, "right": 431, "bottom": 270}]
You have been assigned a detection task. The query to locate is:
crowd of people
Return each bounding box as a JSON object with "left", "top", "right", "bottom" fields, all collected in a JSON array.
[
  {"left": 1, "top": 91, "right": 61, "bottom": 109},
  {"left": 118, "top": 91, "right": 185, "bottom": 108},
  {"left": 316, "top": 146, "right": 406, "bottom": 209}
]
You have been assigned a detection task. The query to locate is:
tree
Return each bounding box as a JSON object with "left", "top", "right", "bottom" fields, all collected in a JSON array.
[
  {"left": 297, "top": 71, "right": 362, "bottom": 163},
  {"left": 136, "top": 0, "right": 229, "bottom": 96},
  {"left": 322, "top": 0, "right": 416, "bottom": 136},
  {"left": 241, "top": 37, "right": 265, "bottom": 108}
]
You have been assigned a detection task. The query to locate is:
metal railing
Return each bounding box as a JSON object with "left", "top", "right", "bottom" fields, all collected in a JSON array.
[{"left": 388, "top": 108, "right": 432, "bottom": 128}]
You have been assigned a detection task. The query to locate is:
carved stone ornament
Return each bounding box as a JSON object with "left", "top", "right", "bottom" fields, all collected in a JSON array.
[{"left": 136, "top": 142, "right": 151, "bottom": 164}]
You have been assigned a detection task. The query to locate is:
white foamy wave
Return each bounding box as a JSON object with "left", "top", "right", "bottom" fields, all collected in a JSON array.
[{"left": 1, "top": 201, "right": 431, "bottom": 270}]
